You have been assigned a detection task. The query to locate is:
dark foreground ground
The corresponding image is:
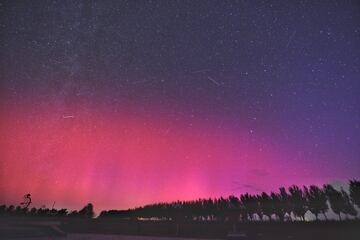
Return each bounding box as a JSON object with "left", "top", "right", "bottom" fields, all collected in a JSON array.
[{"left": 1, "top": 217, "right": 359, "bottom": 240}]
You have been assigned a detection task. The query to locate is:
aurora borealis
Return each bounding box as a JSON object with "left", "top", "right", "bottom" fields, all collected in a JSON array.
[{"left": 0, "top": 1, "right": 359, "bottom": 212}]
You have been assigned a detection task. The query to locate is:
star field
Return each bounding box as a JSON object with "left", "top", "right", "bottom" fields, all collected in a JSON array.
[{"left": 0, "top": 0, "right": 359, "bottom": 211}]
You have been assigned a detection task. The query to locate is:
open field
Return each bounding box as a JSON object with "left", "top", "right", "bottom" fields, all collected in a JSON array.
[
  {"left": 1, "top": 218, "right": 360, "bottom": 240},
  {"left": 64, "top": 234, "right": 216, "bottom": 240},
  {"left": 10, "top": 233, "right": 215, "bottom": 240}
]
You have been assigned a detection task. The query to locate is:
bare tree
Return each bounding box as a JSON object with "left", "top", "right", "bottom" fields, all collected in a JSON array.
[{"left": 20, "top": 193, "right": 32, "bottom": 209}]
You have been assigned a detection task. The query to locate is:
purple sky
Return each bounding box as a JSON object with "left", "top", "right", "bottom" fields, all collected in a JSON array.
[{"left": 0, "top": 0, "right": 359, "bottom": 211}]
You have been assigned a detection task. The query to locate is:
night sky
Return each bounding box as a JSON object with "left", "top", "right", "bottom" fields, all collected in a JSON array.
[{"left": 1, "top": 0, "right": 359, "bottom": 212}]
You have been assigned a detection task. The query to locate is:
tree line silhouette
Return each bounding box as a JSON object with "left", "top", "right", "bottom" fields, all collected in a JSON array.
[
  {"left": 0, "top": 203, "right": 94, "bottom": 219},
  {"left": 99, "top": 180, "right": 360, "bottom": 222},
  {"left": 1, "top": 180, "right": 359, "bottom": 222}
]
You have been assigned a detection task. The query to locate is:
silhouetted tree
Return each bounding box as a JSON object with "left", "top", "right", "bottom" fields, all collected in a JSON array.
[
  {"left": 0, "top": 205, "right": 6, "bottom": 215},
  {"left": 279, "top": 187, "right": 292, "bottom": 221},
  {"left": 228, "top": 195, "right": 240, "bottom": 222},
  {"left": 203, "top": 198, "right": 215, "bottom": 221},
  {"left": 304, "top": 185, "right": 328, "bottom": 220},
  {"left": 240, "top": 193, "right": 257, "bottom": 221},
  {"left": 68, "top": 210, "right": 79, "bottom": 218},
  {"left": 270, "top": 192, "right": 285, "bottom": 221},
  {"left": 349, "top": 180, "right": 360, "bottom": 209},
  {"left": 324, "top": 184, "right": 345, "bottom": 220},
  {"left": 258, "top": 192, "right": 273, "bottom": 221},
  {"left": 57, "top": 208, "right": 69, "bottom": 217},
  {"left": 7, "top": 205, "right": 15, "bottom": 215},
  {"left": 341, "top": 189, "right": 357, "bottom": 219},
  {"left": 15, "top": 206, "right": 22, "bottom": 216},
  {"left": 29, "top": 207, "right": 38, "bottom": 216},
  {"left": 78, "top": 203, "right": 94, "bottom": 218},
  {"left": 288, "top": 185, "right": 308, "bottom": 221}
]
